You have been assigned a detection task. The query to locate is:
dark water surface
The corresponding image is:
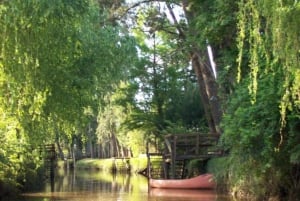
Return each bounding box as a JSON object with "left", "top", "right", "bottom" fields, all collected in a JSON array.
[{"left": 17, "top": 169, "right": 232, "bottom": 201}]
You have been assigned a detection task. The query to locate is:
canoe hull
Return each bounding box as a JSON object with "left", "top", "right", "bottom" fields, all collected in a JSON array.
[{"left": 149, "top": 174, "right": 215, "bottom": 189}]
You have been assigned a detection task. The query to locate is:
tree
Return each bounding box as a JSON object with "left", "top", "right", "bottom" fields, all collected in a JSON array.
[
  {"left": 220, "top": 0, "right": 300, "bottom": 199},
  {"left": 0, "top": 0, "right": 137, "bottom": 190},
  {"left": 121, "top": 0, "right": 238, "bottom": 134}
]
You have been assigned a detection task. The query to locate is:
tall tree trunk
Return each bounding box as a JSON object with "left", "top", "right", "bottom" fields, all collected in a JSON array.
[
  {"left": 55, "top": 131, "right": 64, "bottom": 159},
  {"left": 55, "top": 139, "right": 64, "bottom": 160},
  {"left": 110, "top": 132, "right": 119, "bottom": 157},
  {"left": 191, "top": 53, "right": 216, "bottom": 133},
  {"left": 87, "top": 123, "right": 94, "bottom": 158}
]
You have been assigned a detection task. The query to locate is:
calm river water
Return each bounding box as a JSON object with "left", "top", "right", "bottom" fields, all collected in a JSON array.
[{"left": 17, "top": 169, "right": 233, "bottom": 201}]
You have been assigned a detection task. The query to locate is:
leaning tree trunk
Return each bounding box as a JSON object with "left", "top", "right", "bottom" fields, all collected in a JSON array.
[
  {"left": 181, "top": 0, "right": 222, "bottom": 134},
  {"left": 191, "top": 50, "right": 222, "bottom": 134}
]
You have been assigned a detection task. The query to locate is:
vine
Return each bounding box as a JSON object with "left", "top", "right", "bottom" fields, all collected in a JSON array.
[
  {"left": 236, "top": 0, "right": 300, "bottom": 146},
  {"left": 236, "top": 0, "right": 265, "bottom": 104},
  {"left": 231, "top": 0, "right": 300, "bottom": 198},
  {"left": 269, "top": 1, "right": 300, "bottom": 149},
  {"left": 236, "top": 0, "right": 246, "bottom": 83}
]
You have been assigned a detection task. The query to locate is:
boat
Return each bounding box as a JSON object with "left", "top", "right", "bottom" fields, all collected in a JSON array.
[{"left": 149, "top": 173, "right": 215, "bottom": 189}]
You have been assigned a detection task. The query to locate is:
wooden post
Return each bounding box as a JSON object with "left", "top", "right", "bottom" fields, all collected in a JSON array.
[
  {"left": 196, "top": 134, "right": 199, "bottom": 155},
  {"left": 73, "top": 144, "right": 76, "bottom": 169},
  {"left": 171, "top": 135, "right": 176, "bottom": 179},
  {"left": 146, "top": 142, "right": 151, "bottom": 194},
  {"left": 146, "top": 142, "right": 151, "bottom": 178},
  {"left": 49, "top": 144, "right": 55, "bottom": 192}
]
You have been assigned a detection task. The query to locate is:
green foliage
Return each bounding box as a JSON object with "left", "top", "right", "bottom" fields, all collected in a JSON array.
[
  {"left": 125, "top": 130, "right": 147, "bottom": 157},
  {"left": 220, "top": 0, "right": 300, "bottom": 199},
  {"left": 122, "top": 4, "right": 207, "bottom": 142},
  {"left": 221, "top": 74, "right": 281, "bottom": 162},
  {"left": 188, "top": 0, "right": 238, "bottom": 81},
  {"left": 191, "top": 0, "right": 238, "bottom": 46},
  {"left": 220, "top": 69, "right": 300, "bottom": 199},
  {"left": 0, "top": 0, "right": 137, "bottom": 191}
]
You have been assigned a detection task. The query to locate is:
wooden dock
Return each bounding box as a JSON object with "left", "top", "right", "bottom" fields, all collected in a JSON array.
[
  {"left": 147, "top": 133, "right": 223, "bottom": 179},
  {"left": 43, "top": 144, "right": 56, "bottom": 176},
  {"left": 42, "top": 144, "right": 56, "bottom": 191}
]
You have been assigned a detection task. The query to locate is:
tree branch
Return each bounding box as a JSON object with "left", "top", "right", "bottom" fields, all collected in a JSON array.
[
  {"left": 165, "top": 2, "right": 185, "bottom": 39},
  {"left": 120, "top": 0, "right": 180, "bottom": 20}
]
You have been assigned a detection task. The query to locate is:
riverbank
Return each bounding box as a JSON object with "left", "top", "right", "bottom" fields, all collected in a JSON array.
[
  {"left": 1, "top": 157, "right": 149, "bottom": 200},
  {"left": 72, "top": 156, "right": 150, "bottom": 173}
]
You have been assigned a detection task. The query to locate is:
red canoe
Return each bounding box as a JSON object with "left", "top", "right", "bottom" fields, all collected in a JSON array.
[{"left": 149, "top": 174, "right": 215, "bottom": 189}]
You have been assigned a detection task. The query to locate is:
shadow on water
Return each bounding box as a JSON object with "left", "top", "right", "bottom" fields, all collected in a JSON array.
[{"left": 17, "top": 169, "right": 232, "bottom": 201}]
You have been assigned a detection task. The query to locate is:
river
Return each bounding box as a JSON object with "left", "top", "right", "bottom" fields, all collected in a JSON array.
[{"left": 17, "top": 169, "right": 232, "bottom": 201}]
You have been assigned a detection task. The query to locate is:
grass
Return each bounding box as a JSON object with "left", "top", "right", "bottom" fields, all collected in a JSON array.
[
  {"left": 74, "top": 157, "right": 149, "bottom": 173},
  {"left": 76, "top": 158, "right": 114, "bottom": 171}
]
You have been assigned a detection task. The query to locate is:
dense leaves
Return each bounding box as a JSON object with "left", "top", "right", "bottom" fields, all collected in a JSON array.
[
  {"left": 0, "top": 0, "right": 136, "bottom": 192},
  {"left": 220, "top": 0, "right": 300, "bottom": 199}
]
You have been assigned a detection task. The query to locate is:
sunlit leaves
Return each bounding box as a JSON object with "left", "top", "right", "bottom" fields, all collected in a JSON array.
[
  {"left": 222, "top": 0, "right": 300, "bottom": 198},
  {"left": 0, "top": 0, "right": 137, "bottom": 189}
]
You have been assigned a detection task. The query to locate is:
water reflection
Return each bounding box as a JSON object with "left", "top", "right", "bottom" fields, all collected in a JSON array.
[
  {"left": 19, "top": 169, "right": 230, "bottom": 201},
  {"left": 150, "top": 189, "right": 217, "bottom": 201}
]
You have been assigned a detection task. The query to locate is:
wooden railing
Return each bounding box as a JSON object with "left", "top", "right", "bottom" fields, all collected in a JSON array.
[
  {"left": 163, "top": 133, "right": 222, "bottom": 178},
  {"left": 164, "top": 133, "right": 221, "bottom": 159},
  {"left": 146, "top": 133, "right": 224, "bottom": 179}
]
